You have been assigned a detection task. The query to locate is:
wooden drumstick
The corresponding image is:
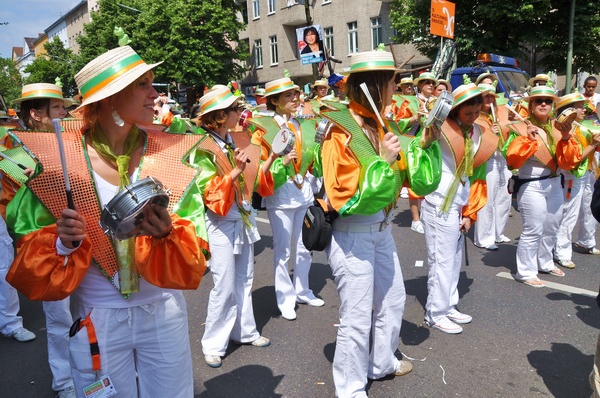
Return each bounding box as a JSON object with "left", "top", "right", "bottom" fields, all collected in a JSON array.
[
  {"left": 53, "top": 118, "right": 80, "bottom": 247},
  {"left": 359, "top": 83, "right": 401, "bottom": 161}
]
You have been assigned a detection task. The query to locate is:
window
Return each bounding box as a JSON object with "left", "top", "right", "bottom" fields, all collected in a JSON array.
[
  {"left": 371, "top": 17, "right": 383, "bottom": 50},
  {"left": 268, "top": 0, "right": 276, "bottom": 14},
  {"left": 324, "top": 27, "right": 334, "bottom": 57},
  {"left": 253, "top": 0, "right": 260, "bottom": 19},
  {"left": 254, "top": 39, "right": 263, "bottom": 68},
  {"left": 269, "top": 35, "right": 278, "bottom": 65},
  {"left": 347, "top": 22, "right": 358, "bottom": 54}
]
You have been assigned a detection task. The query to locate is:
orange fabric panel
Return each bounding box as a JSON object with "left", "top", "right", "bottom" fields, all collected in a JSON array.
[
  {"left": 462, "top": 179, "right": 488, "bottom": 222},
  {"left": 506, "top": 136, "right": 538, "bottom": 169},
  {"left": 321, "top": 127, "right": 360, "bottom": 212},
  {"left": 255, "top": 167, "right": 274, "bottom": 197},
  {"left": 135, "top": 215, "right": 207, "bottom": 290},
  {"left": 204, "top": 174, "right": 235, "bottom": 216},
  {"left": 8, "top": 224, "right": 93, "bottom": 301},
  {"left": 556, "top": 137, "right": 583, "bottom": 171}
]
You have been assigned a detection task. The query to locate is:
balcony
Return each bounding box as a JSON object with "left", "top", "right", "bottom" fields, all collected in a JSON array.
[{"left": 280, "top": 1, "right": 307, "bottom": 25}]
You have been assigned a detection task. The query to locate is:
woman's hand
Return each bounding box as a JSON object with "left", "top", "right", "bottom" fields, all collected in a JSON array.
[
  {"left": 526, "top": 124, "right": 539, "bottom": 141},
  {"left": 591, "top": 133, "right": 600, "bottom": 148},
  {"left": 555, "top": 120, "right": 573, "bottom": 137},
  {"left": 282, "top": 148, "right": 298, "bottom": 166},
  {"left": 459, "top": 217, "right": 472, "bottom": 233},
  {"left": 381, "top": 132, "right": 401, "bottom": 165},
  {"left": 233, "top": 148, "right": 249, "bottom": 173},
  {"left": 420, "top": 124, "right": 440, "bottom": 149},
  {"left": 56, "top": 208, "right": 86, "bottom": 248},
  {"left": 491, "top": 124, "right": 500, "bottom": 135},
  {"left": 141, "top": 204, "right": 173, "bottom": 239}
]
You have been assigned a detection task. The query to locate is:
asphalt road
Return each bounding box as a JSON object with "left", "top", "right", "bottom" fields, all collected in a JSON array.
[{"left": 2, "top": 196, "right": 599, "bottom": 398}]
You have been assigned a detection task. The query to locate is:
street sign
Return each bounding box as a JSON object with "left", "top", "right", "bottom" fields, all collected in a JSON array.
[{"left": 430, "top": 0, "right": 455, "bottom": 39}]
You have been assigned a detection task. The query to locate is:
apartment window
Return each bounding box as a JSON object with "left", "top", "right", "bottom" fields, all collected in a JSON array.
[
  {"left": 371, "top": 17, "right": 383, "bottom": 50},
  {"left": 253, "top": 0, "right": 260, "bottom": 19},
  {"left": 269, "top": 35, "right": 278, "bottom": 65},
  {"left": 268, "top": 0, "right": 276, "bottom": 14},
  {"left": 347, "top": 21, "right": 358, "bottom": 54},
  {"left": 254, "top": 39, "right": 263, "bottom": 68},
  {"left": 324, "top": 27, "right": 334, "bottom": 57}
]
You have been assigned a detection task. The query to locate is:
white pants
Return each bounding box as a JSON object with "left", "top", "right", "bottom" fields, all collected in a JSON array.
[
  {"left": 267, "top": 206, "right": 315, "bottom": 313},
  {"left": 575, "top": 170, "right": 598, "bottom": 249},
  {"left": 43, "top": 298, "right": 74, "bottom": 391},
  {"left": 422, "top": 200, "right": 464, "bottom": 324},
  {"left": 516, "top": 178, "right": 563, "bottom": 280},
  {"left": 554, "top": 176, "right": 583, "bottom": 261},
  {"left": 474, "top": 155, "right": 512, "bottom": 247},
  {"left": 0, "top": 239, "right": 22, "bottom": 335},
  {"left": 69, "top": 293, "right": 193, "bottom": 398},
  {"left": 326, "top": 224, "right": 405, "bottom": 398},
  {"left": 202, "top": 218, "right": 260, "bottom": 356}
]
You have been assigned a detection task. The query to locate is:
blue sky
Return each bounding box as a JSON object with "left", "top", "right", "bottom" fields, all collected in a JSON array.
[{"left": 0, "top": 1, "right": 82, "bottom": 59}]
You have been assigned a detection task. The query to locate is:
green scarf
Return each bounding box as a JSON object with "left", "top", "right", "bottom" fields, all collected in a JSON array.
[
  {"left": 440, "top": 124, "right": 474, "bottom": 214},
  {"left": 531, "top": 118, "right": 556, "bottom": 155}
]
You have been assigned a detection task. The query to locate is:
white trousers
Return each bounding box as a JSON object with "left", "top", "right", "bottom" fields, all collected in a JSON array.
[
  {"left": 516, "top": 178, "right": 563, "bottom": 280},
  {"left": 0, "top": 239, "right": 22, "bottom": 335},
  {"left": 267, "top": 206, "right": 314, "bottom": 313},
  {"left": 554, "top": 176, "right": 584, "bottom": 261},
  {"left": 575, "top": 171, "right": 598, "bottom": 249},
  {"left": 421, "top": 200, "right": 464, "bottom": 324},
  {"left": 474, "top": 155, "right": 512, "bottom": 247},
  {"left": 326, "top": 225, "right": 405, "bottom": 398},
  {"left": 202, "top": 218, "right": 260, "bottom": 356},
  {"left": 69, "top": 293, "right": 193, "bottom": 398},
  {"left": 43, "top": 298, "right": 74, "bottom": 391}
]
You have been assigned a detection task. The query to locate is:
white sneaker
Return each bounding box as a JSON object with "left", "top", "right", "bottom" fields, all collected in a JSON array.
[
  {"left": 411, "top": 221, "right": 424, "bottom": 234},
  {"left": 280, "top": 309, "right": 297, "bottom": 320},
  {"left": 495, "top": 235, "right": 511, "bottom": 243},
  {"left": 204, "top": 355, "right": 222, "bottom": 368},
  {"left": 3, "top": 327, "right": 36, "bottom": 342},
  {"left": 426, "top": 316, "right": 463, "bottom": 334},
  {"left": 400, "top": 187, "right": 409, "bottom": 199},
  {"left": 57, "top": 386, "right": 76, "bottom": 398},
  {"left": 446, "top": 308, "right": 472, "bottom": 324},
  {"left": 297, "top": 298, "right": 325, "bottom": 307}
]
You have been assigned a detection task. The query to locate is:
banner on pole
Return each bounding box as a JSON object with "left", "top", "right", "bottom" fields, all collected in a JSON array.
[
  {"left": 430, "top": 0, "right": 455, "bottom": 39},
  {"left": 297, "top": 25, "right": 325, "bottom": 65}
]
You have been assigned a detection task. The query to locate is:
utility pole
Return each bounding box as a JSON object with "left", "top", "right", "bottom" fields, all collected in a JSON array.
[
  {"left": 564, "top": 0, "right": 575, "bottom": 93},
  {"left": 304, "top": 1, "right": 318, "bottom": 80}
]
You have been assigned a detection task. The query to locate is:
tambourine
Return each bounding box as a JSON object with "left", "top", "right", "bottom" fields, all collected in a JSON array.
[
  {"left": 424, "top": 91, "right": 454, "bottom": 129},
  {"left": 315, "top": 118, "right": 332, "bottom": 144},
  {"left": 271, "top": 128, "right": 296, "bottom": 156},
  {"left": 238, "top": 109, "right": 252, "bottom": 128},
  {"left": 556, "top": 107, "right": 577, "bottom": 125},
  {"left": 99, "top": 177, "right": 171, "bottom": 240}
]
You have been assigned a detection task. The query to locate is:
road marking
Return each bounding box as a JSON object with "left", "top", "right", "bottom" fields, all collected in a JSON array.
[
  {"left": 415, "top": 260, "right": 424, "bottom": 267},
  {"left": 256, "top": 216, "right": 269, "bottom": 224},
  {"left": 496, "top": 272, "right": 597, "bottom": 297}
]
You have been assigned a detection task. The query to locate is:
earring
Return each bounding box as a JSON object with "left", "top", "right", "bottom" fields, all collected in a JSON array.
[{"left": 111, "top": 107, "right": 124, "bottom": 127}]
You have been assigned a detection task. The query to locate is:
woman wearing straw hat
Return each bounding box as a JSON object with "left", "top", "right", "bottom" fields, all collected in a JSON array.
[
  {"left": 505, "top": 86, "right": 582, "bottom": 287},
  {"left": 553, "top": 93, "right": 600, "bottom": 269},
  {"left": 422, "top": 83, "right": 498, "bottom": 334},
  {"left": 5, "top": 45, "right": 209, "bottom": 397},
  {"left": 248, "top": 77, "right": 323, "bottom": 321},
  {"left": 473, "top": 82, "right": 513, "bottom": 251},
  {"left": 319, "top": 49, "right": 442, "bottom": 396},
  {"left": 191, "top": 85, "right": 277, "bottom": 368},
  {"left": 434, "top": 79, "right": 452, "bottom": 97}
]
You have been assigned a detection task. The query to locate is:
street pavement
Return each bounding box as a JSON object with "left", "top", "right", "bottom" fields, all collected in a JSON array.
[{"left": 1, "top": 196, "right": 599, "bottom": 397}]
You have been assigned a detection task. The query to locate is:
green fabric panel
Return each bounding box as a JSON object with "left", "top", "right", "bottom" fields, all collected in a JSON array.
[{"left": 406, "top": 139, "right": 442, "bottom": 197}]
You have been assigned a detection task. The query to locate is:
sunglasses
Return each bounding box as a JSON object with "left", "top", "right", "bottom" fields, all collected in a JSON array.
[
  {"left": 228, "top": 106, "right": 240, "bottom": 113},
  {"left": 421, "top": 80, "right": 435, "bottom": 85},
  {"left": 533, "top": 98, "right": 553, "bottom": 105}
]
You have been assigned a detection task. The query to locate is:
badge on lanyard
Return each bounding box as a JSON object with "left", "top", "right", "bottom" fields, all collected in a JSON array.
[
  {"left": 294, "top": 173, "right": 304, "bottom": 185},
  {"left": 83, "top": 375, "right": 116, "bottom": 397},
  {"left": 241, "top": 199, "right": 252, "bottom": 212}
]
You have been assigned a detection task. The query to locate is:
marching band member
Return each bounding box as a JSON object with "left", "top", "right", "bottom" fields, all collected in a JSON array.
[
  {"left": 505, "top": 86, "right": 582, "bottom": 287},
  {"left": 190, "top": 85, "right": 276, "bottom": 368}
]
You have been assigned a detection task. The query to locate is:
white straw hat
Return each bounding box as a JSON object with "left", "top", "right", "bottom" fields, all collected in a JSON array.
[
  {"left": 13, "top": 83, "right": 77, "bottom": 107},
  {"left": 198, "top": 85, "right": 240, "bottom": 116},
  {"left": 74, "top": 46, "right": 162, "bottom": 110},
  {"left": 264, "top": 77, "right": 300, "bottom": 97},
  {"left": 342, "top": 50, "right": 400, "bottom": 76}
]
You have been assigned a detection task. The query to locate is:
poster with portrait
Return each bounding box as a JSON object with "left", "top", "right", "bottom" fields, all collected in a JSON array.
[{"left": 297, "top": 25, "right": 325, "bottom": 65}]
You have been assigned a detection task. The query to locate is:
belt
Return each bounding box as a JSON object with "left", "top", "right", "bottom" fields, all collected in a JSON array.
[{"left": 332, "top": 221, "right": 390, "bottom": 233}]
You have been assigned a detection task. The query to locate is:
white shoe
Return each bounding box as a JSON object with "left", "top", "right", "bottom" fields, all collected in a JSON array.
[
  {"left": 426, "top": 316, "right": 463, "bottom": 334},
  {"left": 495, "top": 235, "right": 511, "bottom": 243},
  {"left": 298, "top": 297, "right": 325, "bottom": 307},
  {"left": 280, "top": 309, "right": 297, "bottom": 320},
  {"left": 400, "top": 187, "right": 409, "bottom": 199},
  {"left": 204, "top": 355, "right": 222, "bottom": 368},
  {"left": 3, "top": 327, "right": 36, "bottom": 342},
  {"left": 56, "top": 386, "right": 76, "bottom": 398},
  {"left": 411, "top": 221, "right": 424, "bottom": 234},
  {"left": 446, "top": 308, "right": 472, "bottom": 324}
]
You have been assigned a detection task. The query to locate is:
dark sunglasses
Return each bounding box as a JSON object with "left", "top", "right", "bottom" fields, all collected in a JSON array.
[
  {"left": 228, "top": 106, "right": 240, "bottom": 112},
  {"left": 421, "top": 80, "right": 435, "bottom": 85},
  {"left": 533, "top": 98, "right": 553, "bottom": 105}
]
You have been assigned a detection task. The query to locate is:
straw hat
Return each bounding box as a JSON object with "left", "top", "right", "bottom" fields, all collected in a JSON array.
[
  {"left": 413, "top": 72, "right": 438, "bottom": 86},
  {"left": 477, "top": 83, "right": 498, "bottom": 97},
  {"left": 311, "top": 79, "right": 329, "bottom": 88},
  {"left": 475, "top": 73, "right": 497, "bottom": 85},
  {"left": 436, "top": 79, "right": 453, "bottom": 92},
  {"left": 255, "top": 88, "right": 266, "bottom": 97},
  {"left": 264, "top": 77, "right": 300, "bottom": 97},
  {"left": 13, "top": 83, "right": 77, "bottom": 107},
  {"left": 341, "top": 50, "right": 400, "bottom": 76},
  {"left": 74, "top": 46, "right": 162, "bottom": 110},
  {"left": 451, "top": 83, "right": 482, "bottom": 110},
  {"left": 528, "top": 73, "right": 551, "bottom": 87},
  {"left": 523, "top": 86, "right": 558, "bottom": 103},
  {"left": 399, "top": 77, "right": 413, "bottom": 86},
  {"left": 198, "top": 85, "right": 240, "bottom": 116},
  {"left": 555, "top": 92, "right": 585, "bottom": 111}
]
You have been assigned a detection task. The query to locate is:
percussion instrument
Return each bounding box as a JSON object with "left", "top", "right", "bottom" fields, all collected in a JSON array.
[
  {"left": 238, "top": 109, "right": 252, "bottom": 128},
  {"left": 100, "top": 177, "right": 171, "bottom": 240},
  {"left": 315, "top": 118, "right": 332, "bottom": 144},
  {"left": 385, "top": 111, "right": 395, "bottom": 121},
  {"left": 424, "top": 91, "right": 454, "bottom": 129},
  {"left": 556, "top": 107, "right": 577, "bottom": 125},
  {"left": 271, "top": 127, "right": 296, "bottom": 156}
]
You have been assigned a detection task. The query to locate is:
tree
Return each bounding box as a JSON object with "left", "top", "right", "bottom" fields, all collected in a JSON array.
[
  {"left": 24, "top": 36, "right": 79, "bottom": 96},
  {"left": 0, "top": 58, "right": 23, "bottom": 106},
  {"left": 390, "top": 0, "right": 600, "bottom": 73}
]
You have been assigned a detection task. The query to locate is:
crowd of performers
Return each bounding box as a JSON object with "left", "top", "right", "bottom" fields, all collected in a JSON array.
[{"left": 0, "top": 44, "right": 599, "bottom": 398}]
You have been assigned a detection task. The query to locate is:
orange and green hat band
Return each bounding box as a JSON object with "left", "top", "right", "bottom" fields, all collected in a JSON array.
[
  {"left": 266, "top": 81, "right": 296, "bottom": 95},
  {"left": 80, "top": 53, "right": 145, "bottom": 99},
  {"left": 350, "top": 60, "right": 396, "bottom": 73},
  {"left": 201, "top": 91, "right": 238, "bottom": 114},
  {"left": 528, "top": 86, "right": 556, "bottom": 98},
  {"left": 454, "top": 87, "right": 481, "bottom": 105},
  {"left": 20, "top": 88, "right": 64, "bottom": 101}
]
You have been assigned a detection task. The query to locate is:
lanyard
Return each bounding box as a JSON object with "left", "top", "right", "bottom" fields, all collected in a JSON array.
[{"left": 70, "top": 314, "right": 101, "bottom": 372}]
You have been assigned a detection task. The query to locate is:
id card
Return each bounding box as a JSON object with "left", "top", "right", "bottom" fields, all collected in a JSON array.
[{"left": 83, "top": 375, "right": 116, "bottom": 398}]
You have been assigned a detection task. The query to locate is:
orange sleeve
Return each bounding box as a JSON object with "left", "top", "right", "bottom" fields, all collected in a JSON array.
[
  {"left": 322, "top": 128, "right": 360, "bottom": 212},
  {"left": 556, "top": 137, "right": 583, "bottom": 171},
  {"left": 0, "top": 175, "right": 19, "bottom": 219},
  {"left": 506, "top": 136, "right": 538, "bottom": 169},
  {"left": 462, "top": 179, "right": 487, "bottom": 222},
  {"left": 393, "top": 100, "right": 414, "bottom": 122},
  {"left": 136, "top": 215, "right": 207, "bottom": 290},
  {"left": 255, "top": 166, "right": 274, "bottom": 197},
  {"left": 204, "top": 174, "right": 235, "bottom": 216}
]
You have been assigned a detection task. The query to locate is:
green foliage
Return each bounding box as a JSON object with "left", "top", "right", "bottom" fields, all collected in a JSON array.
[
  {"left": 23, "top": 36, "right": 78, "bottom": 97},
  {"left": 390, "top": 0, "right": 600, "bottom": 73},
  {"left": 0, "top": 58, "right": 23, "bottom": 105}
]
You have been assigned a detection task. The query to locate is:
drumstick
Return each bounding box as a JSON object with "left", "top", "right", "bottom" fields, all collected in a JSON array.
[
  {"left": 53, "top": 118, "right": 80, "bottom": 248},
  {"left": 359, "top": 83, "right": 401, "bottom": 161},
  {"left": 506, "top": 105, "right": 531, "bottom": 125},
  {"left": 0, "top": 151, "right": 28, "bottom": 170},
  {"left": 490, "top": 102, "right": 497, "bottom": 124}
]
